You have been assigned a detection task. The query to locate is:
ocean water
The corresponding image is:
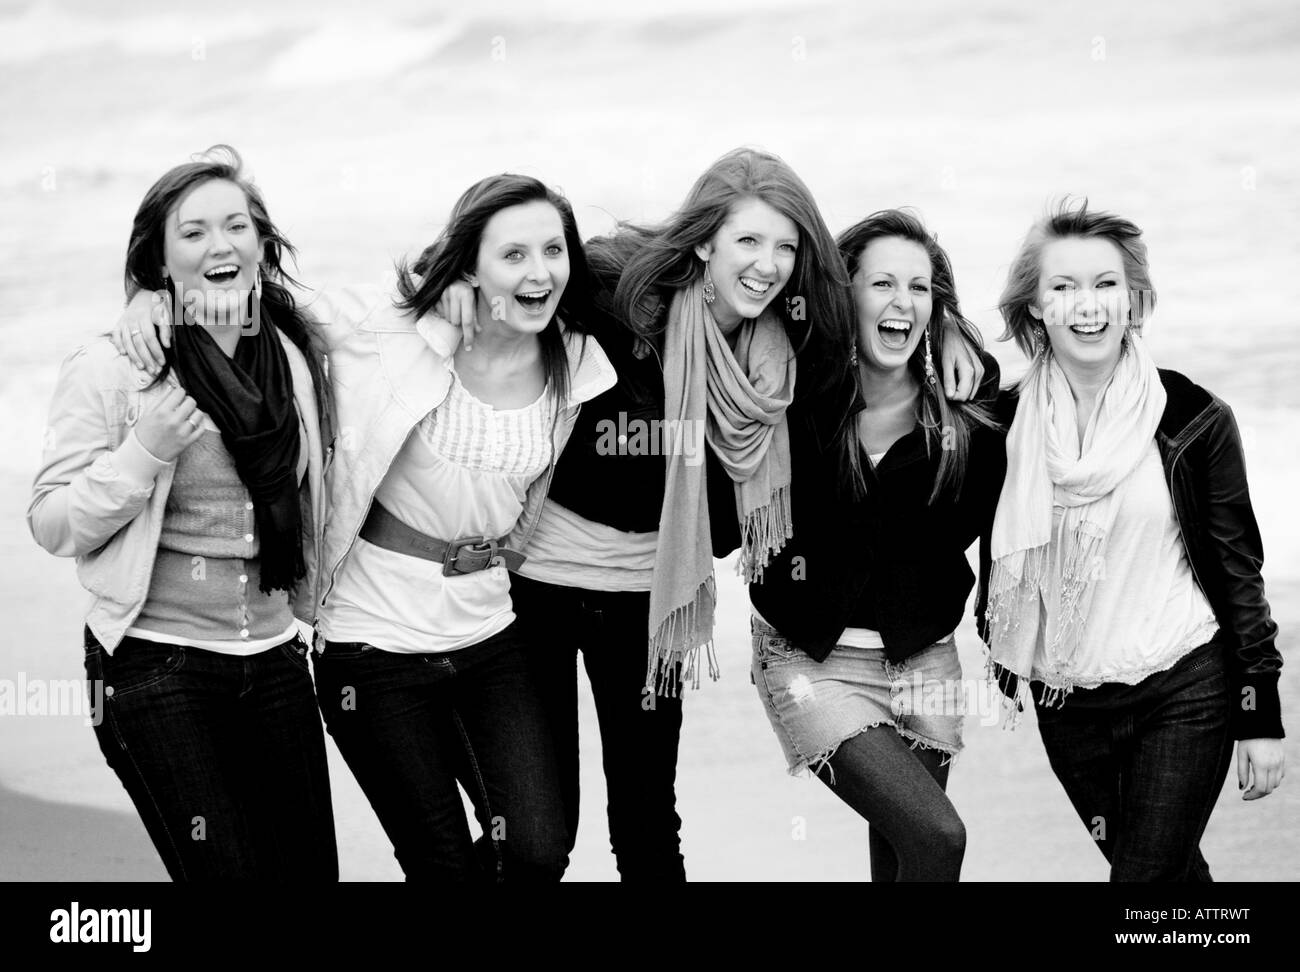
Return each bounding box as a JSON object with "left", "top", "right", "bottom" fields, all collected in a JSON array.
[{"left": 2, "top": 0, "right": 1299, "bottom": 879}]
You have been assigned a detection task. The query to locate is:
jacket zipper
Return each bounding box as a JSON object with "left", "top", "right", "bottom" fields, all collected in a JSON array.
[
  {"left": 516, "top": 402, "right": 570, "bottom": 549},
  {"left": 1165, "top": 403, "right": 1219, "bottom": 601}
]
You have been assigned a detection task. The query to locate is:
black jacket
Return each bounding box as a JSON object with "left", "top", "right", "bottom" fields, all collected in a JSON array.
[
  {"left": 975, "top": 369, "right": 1284, "bottom": 741},
  {"left": 749, "top": 352, "right": 1006, "bottom": 664}
]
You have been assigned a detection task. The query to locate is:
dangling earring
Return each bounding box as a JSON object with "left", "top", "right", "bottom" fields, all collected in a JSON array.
[
  {"left": 247, "top": 264, "right": 263, "bottom": 325},
  {"left": 923, "top": 327, "right": 938, "bottom": 387},
  {"left": 702, "top": 263, "right": 716, "bottom": 304},
  {"left": 849, "top": 343, "right": 858, "bottom": 368}
]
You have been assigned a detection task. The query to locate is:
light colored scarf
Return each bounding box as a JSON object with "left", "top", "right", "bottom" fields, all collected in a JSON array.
[
  {"left": 985, "top": 334, "right": 1166, "bottom": 717},
  {"left": 647, "top": 277, "right": 795, "bottom": 694}
]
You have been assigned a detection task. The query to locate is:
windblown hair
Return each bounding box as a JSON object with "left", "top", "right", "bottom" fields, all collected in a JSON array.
[
  {"left": 838, "top": 209, "right": 997, "bottom": 504},
  {"left": 998, "top": 196, "right": 1156, "bottom": 361},
  {"left": 123, "top": 144, "right": 331, "bottom": 425},
  {"left": 394, "top": 174, "right": 590, "bottom": 406},
  {"left": 598, "top": 146, "right": 860, "bottom": 476}
]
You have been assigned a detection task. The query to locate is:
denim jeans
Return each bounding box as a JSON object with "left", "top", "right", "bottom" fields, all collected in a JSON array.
[
  {"left": 313, "top": 624, "right": 567, "bottom": 882},
  {"left": 510, "top": 574, "right": 687, "bottom": 882},
  {"left": 1034, "top": 639, "right": 1234, "bottom": 881},
  {"left": 85, "top": 628, "right": 338, "bottom": 881}
]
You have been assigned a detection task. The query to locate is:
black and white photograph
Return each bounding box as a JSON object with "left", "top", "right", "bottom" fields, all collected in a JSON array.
[{"left": 1, "top": 0, "right": 1295, "bottom": 948}]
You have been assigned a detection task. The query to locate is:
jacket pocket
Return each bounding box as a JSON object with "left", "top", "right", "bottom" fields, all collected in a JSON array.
[{"left": 98, "top": 388, "right": 142, "bottom": 449}]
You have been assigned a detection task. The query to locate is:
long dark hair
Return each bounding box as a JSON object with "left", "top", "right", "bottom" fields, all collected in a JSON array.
[
  {"left": 837, "top": 209, "right": 997, "bottom": 504},
  {"left": 123, "top": 145, "right": 331, "bottom": 426},
  {"left": 394, "top": 174, "right": 590, "bottom": 406}
]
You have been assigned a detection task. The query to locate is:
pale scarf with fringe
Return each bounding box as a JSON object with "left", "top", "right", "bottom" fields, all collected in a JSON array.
[
  {"left": 985, "top": 334, "right": 1166, "bottom": 720},
  {"left": 647, "top": 277, "right": 795, "bottom": 694}
]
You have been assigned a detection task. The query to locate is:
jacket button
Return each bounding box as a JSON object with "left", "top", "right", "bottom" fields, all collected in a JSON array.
[{"left": 243, "top": 533, "right": 254, "bottom": 543}]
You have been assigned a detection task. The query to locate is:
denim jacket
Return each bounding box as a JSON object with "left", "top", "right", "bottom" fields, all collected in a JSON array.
[
  {"left": 28, "top": 332, "right": 327, "bottom": 651},
  {"left": 309, "top": 284, "right": 617, "bottom": 616},
  {"left": 977, "top": 368, "right": 1284, "bottom": 740}
]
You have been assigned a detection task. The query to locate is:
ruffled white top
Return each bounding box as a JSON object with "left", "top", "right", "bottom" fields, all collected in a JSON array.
[{"left": 320, "top": 360, "right": 555, "bottom": 653}]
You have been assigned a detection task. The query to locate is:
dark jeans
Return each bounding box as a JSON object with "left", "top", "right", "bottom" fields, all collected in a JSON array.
[
  {"left": 510, "top": 574, "right": 687, "bottom": 882},
  {"left": 85, "top": 628, "right": 338, "bottom": 881},
  {"left": 313, "top": 624, "right": 567, "bottom": 882},
  {"left": 818, "top": 728, "right": 965, "bottom": 881},
  {"left": 1034, "top": 639, "right": 1234, "bottom": 882}
]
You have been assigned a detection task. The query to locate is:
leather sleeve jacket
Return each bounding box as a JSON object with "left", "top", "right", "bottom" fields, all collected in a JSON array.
[{"left": 977, "top": 368, "right": 1283, "bottom": 740}]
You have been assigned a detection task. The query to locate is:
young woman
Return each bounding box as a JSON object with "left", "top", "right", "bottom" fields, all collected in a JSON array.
[
  {"left": 30, "top": 146, "right": 337, "bottom": 880},
  {"left": 747, "top": 210, "right": 1004, "bottom": 881},
  {"left": 436, "top": 151, "right": 988, "bottom": 880},
  {"left": 113, "top": 173, "right": 618, "bottom": 882},
  {"left": 981, "top": 199, "right": 1285, "bottom": 880}
]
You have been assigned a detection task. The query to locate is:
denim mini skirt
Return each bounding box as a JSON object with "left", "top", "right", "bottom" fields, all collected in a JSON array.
[{"left": 751, "top": 614, "right": 965, "bottom": 777}]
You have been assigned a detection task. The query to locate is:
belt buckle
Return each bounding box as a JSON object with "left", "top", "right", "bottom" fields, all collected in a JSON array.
[{"left": 442, "top": 535, "right": 499, "bottom": 577}]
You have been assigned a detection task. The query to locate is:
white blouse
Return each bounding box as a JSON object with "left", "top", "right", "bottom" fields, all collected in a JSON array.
[
  {"left": 320, "top": 363, "right": 555, "bottom": 653},
  {"left": 1032, "top": 442, "right": 1220, "bottom": 690}
]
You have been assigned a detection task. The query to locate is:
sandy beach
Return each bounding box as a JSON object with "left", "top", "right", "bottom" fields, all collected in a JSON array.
[{"left": 2, "top": 0, "right": 1298, "bottom": 881}]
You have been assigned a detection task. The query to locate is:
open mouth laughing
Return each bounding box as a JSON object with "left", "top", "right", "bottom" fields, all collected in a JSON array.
[
  {"left": 877, "top": 318, "right": 912, "bottom": 350},
  {"left": 203, "top": 264, "right": 241, "bottom": 285},
  {"left": 1067, "top": 320, "right": 1109, "bottom": 339},
  {"left": 516, "top": 288, "right": 553, "bottom": 314}
]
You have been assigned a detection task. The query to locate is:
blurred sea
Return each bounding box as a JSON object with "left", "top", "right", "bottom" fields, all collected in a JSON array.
[{"left": 2, "top": 0, "right": 1298, "bottom": 879}]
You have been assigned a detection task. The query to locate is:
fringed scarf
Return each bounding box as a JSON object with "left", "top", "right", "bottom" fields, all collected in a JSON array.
[
  {"left": 647, "top": 278, "right": 795, "bottom": 695},
  {"left": 985, "top": 334, "right": 1165, "bottom": 723}
]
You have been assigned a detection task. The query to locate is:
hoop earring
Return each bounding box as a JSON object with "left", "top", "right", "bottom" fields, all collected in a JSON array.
[
  {"left": 702, "top": 263, "right": 716, "bottom": 304},
  {"left": 923, "top": 327, "right": 938, "bottom": 387}
]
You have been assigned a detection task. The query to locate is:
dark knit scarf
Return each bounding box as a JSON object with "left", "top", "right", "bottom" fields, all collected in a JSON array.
[{"left": 166, "top": 313, "right": 304, "bottom": 593}]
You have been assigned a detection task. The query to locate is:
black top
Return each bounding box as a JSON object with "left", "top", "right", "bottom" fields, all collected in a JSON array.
[
  {"left": 544, "top": 239, "right": 741, "bottom": 556},
  {"left": 749, "top": 352, "right": 1006, "bottom": 664}
]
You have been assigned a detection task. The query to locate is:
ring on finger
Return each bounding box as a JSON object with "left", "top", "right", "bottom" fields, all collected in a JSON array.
[
  {"left": 189, "top": 414, "right": 201, "bottom": 429},
  {"left": 130, "top": 328, "right": 141, "bottom": 336}
]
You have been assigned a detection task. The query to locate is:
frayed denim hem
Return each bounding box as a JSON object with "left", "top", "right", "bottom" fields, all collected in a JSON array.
[{"left": 789, "top": 720, "right": 961, "bottom": 785}]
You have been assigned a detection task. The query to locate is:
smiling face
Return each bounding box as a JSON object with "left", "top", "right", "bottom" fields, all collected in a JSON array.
[
  {"left": 468, "top": 199, "right": 571, "bottom": 336},
  {"left": 852, "top": 236, "right": 933, "bottom": 376},
  {"left": 693, "top": 197, "right": 798, "bottom": 332},
  {"left": 163, "top": 178, "right": 261, "bottom": 325},
  {"left": 1032, "top": 236, "right": 1130, "bottom": 373}
]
